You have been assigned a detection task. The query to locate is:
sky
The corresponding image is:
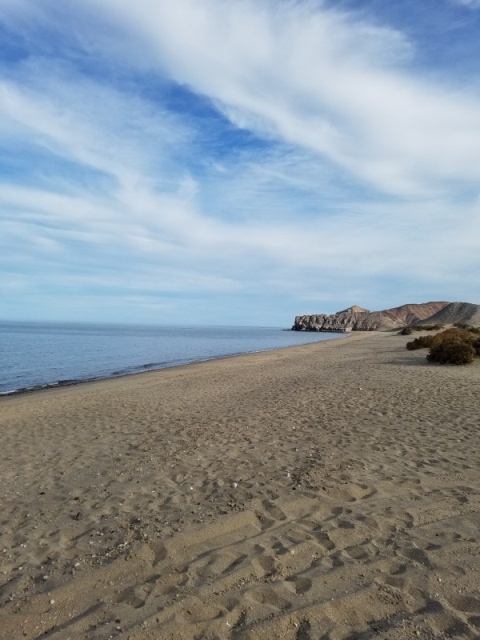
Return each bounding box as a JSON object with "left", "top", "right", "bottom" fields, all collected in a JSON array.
[{"left": 1, "top": 0, "right": 480, "bottom": 326}]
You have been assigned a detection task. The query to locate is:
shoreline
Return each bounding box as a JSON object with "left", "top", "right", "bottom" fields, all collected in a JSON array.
[
  {"left": 1, "top": 331, "right": 479, "bottom": 639},
  {"left": 0, "top": 331, "right": 349, "bottom": 399}
]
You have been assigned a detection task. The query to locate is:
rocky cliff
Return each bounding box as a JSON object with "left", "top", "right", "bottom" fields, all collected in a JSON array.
[{"left": 292, "top": 301, "right": 450, "bottom": 332}]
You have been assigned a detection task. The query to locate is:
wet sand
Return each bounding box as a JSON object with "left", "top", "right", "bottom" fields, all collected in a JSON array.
[{"left": 1, "top": 331, "right": 479, "bottom": 639}]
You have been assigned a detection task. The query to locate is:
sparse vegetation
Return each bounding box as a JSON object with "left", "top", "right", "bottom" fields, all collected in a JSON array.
[
  {"left": 406, "top": 327, "right": 480, "bottom": 365},
  {"left": 421, "top": 323, "right": 445, "bottom": 331},
  {"left": 399, "top": 323, "right": 444, "bottom": 335}
]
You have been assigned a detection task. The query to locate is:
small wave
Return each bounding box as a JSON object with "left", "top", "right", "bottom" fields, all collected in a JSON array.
[
  {"left": 0, "top": 376, "right": 99, "bottom": 396},
  {"left": 112, "top": 361, "right": 169, "bottom": 376},
  {"left": 131, "top": 361, "right": 165, "bottom": 372}
]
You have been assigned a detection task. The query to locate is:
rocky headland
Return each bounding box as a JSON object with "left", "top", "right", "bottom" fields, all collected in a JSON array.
[{"left": 291, "top": 301, "right": 480, "bottom": 332}]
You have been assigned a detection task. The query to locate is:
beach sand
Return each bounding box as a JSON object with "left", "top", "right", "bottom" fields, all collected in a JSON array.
[{"left": 1, "top": 331, "right": 479, "bottom": 639}]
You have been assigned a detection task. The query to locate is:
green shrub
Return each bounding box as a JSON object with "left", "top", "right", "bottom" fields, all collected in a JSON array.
[
  {"left": 427, "top": 340, "right": 476, "bottom": 365},
  {"left": 468, "top": 326, "right": 480, "bottom": 335},
  {"left": 399, "top": 326, "right": 413, "bottom": 335}
]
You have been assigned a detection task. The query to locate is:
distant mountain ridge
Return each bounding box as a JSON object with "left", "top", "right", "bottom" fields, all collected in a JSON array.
[
  {"left": 416, "top": 302, "right": 480, "bottom": 327},
  {"left": 292, "top": 301, "right": 466, "bottom": 332}
]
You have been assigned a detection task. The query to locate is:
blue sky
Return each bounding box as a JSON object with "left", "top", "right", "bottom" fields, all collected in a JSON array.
[{"left": 1, "top": 0, "right": 479, "bottom": 326}]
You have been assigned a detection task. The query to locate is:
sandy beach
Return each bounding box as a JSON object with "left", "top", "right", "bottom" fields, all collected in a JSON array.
[{"left": 1, "top": 331, "right": 479, "bottom": 640}]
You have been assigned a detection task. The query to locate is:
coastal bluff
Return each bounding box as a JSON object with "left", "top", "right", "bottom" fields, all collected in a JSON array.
[{"left": 292, "top": 301, "right": 450, "bottom": 332}]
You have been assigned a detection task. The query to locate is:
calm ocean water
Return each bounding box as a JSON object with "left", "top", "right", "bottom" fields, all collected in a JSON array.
[{"left": 0, "top": 322, "right": 345, "bottom": 395}]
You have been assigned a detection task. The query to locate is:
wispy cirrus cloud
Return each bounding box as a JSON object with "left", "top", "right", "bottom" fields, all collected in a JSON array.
[{"left": 86, "top": 0, "right": 480, "bottom": 197}]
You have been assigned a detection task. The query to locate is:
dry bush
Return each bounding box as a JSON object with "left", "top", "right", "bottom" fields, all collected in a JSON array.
[
  {"left": 406, "top": 327, "right": 479, "bottom": 365},
  {"left": 406, "top": 335, "right": 435, "bottom": 350},
  {"left": 425, "top": 328, "right": 479, "bottom": 365},
  {"left": 473, "top": 338, "right": 480, "bottom": 356},
  {"left": 427, "top": 340, "right": 476, "bottom": 365}
]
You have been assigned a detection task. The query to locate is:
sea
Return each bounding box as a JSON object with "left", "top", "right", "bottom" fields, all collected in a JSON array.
[{"left": 0, "top": 321, "right": 345, "bottom": 395}]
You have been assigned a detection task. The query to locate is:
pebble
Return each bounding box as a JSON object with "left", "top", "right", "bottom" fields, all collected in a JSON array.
[{"left": 50, "top": 599, "right": 55, "bottom": 605}]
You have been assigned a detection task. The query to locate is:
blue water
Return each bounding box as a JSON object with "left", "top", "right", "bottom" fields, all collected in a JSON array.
[{"left": 0, "top": 321, "right": 345, "bottom": 395}]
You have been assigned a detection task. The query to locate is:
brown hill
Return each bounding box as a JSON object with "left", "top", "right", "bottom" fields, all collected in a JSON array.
[
  {"left": 415, "top": 302, "right": 480, "bottom": 327},
  {"left": 382, "top": 302, "right": 450, "bottom": 326},
  {"left": 337, "top": 305, "right": 369, "bottom": 314}
]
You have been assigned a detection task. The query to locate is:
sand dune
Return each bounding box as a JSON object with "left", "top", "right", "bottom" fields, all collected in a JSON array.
[{"left": 1, "top": 332, "right": 479, "bottom": 639}]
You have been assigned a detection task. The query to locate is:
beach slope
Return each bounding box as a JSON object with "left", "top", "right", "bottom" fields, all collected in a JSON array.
[{"left": 1, "top": 332, "right": 479, "bottom": 639}]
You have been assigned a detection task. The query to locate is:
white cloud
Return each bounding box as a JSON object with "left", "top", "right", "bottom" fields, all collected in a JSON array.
[
  {"left": 452, "top": 0, "right": 480, "bottom": 8},
  {"left": 1, "top": 0, "right": 480, "bottom": 323},
  {"left": 84, "top": 0, "right": 480, "bottom": 197}
]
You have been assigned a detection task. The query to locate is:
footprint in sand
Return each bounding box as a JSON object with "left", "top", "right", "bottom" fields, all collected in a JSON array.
[
  {"left": 117, "top": 583, "right": 154, "bottom": 609},
  {"left": 261, "top": 499, "right": 287, "bottom": 521},
  {"left": 285, "top": 575, "right": 312, "bottom": 595},
  {"left": 312, "top": 528, "right": 335, "bottom": 551}
]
